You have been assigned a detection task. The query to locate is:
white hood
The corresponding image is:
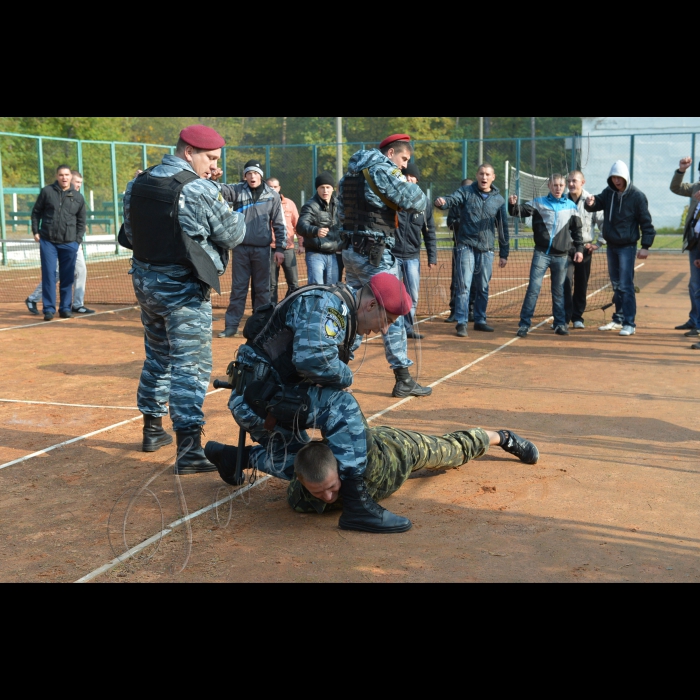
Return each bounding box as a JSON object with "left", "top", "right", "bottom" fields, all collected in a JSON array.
[{"left": 608, "top": 160, "right": 631, "bottom": 192}]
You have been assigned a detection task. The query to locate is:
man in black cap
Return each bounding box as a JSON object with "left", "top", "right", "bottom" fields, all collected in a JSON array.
[
  {"left": 297, "top": 172, "right": 342, "bottom": 285},
  {"left": 218, "top": 160, "right": 287, "bottom": 338},
  {"left": 395, "top": 162, "right": 437, "bottom": 339}
]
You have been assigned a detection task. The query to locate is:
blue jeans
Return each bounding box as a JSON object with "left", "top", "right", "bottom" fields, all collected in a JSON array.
[
  {"left": 343, "top": 247, "right": 412, "bottom": 369},
  {"left": 520, "top": 250, "right": 568, "bottom": 329},
  {"left": 454, "top": 246, "right": 494, "bottom": 325},
  {"left": 397, "top": 257, "right": 421, "bottom": 333},
  {"left": 608, "top": 245, "right": 638, "bottom": 328},
  {"left": 40, "top": 239, "right": 79, "bottom": 314},
  {"left": 306, "top": 251, "right": 338, "bottom": 286},
  {"left": 688, "top": 246, "right": 700, "bottom": 328}
]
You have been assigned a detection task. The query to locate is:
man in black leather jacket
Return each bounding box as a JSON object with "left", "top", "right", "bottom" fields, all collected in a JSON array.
[{"left": 297, "top": 173, "right": 342, "bottom": 285}]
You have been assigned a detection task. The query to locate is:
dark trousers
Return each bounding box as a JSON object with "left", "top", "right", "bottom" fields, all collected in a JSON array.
[
  {"left": 271, "top": 248, "right": 299, "bottom": 304},
  {"left": 225, "top": 245, "right": 272, "bottom": 331},
  {"left": 336, "top": 251, "right": 345, "bottom": 282},
  {"left": 564, "top": 251, "right": 593, "bottom": 324},
  {"left": 40, "top": 238, "right": 79, "bottom": 315}
]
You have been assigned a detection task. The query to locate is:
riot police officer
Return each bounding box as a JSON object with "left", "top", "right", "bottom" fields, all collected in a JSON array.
[
  {"left": 338, "top": 134, "right": 432, "bottom": 399},
  {"left": 205, "top": 273, "right": 415, "bottom": 534},
  {"left": 124, "top": 125, "right": 246, "bottom": 474}
]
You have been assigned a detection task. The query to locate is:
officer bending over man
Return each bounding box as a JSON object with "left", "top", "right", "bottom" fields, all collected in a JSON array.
[{"left": 124, "top": 125, "right": 246, "bottom": 474}]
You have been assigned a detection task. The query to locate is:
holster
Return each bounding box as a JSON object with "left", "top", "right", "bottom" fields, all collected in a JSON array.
[
  {"left": 350, "top": 233, "right": 386, "bottom": 267},
  {"left": 244, "top": 380, "right": 311, "bottom": 431}
]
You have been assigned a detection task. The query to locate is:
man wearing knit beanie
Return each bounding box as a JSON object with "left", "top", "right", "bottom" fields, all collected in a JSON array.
[{"left": 298, "top": 171, "right": 342, "bottom": 285}]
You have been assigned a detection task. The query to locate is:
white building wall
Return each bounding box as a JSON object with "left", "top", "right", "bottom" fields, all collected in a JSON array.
[{"left": 581, "top": 117, "right": 700, "bottom": 229}]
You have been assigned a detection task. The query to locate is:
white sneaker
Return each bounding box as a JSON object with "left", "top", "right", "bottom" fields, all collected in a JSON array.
[
  {"left": 620, "top": 326, "right": 636, "bottom": 336},
  {"left": 573, "top": 321, "right": 585, "bottom": 330},
  {"left": 599, "top": 322, "right": 623, "bottom": 332}
]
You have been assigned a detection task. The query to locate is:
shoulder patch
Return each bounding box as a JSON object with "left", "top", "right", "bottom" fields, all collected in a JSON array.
[{"left": 324, "top": 307, "right": 346, "bottom": 339}]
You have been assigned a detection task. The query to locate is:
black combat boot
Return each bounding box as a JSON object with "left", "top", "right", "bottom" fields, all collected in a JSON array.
[
  {"left": 205, "top": 441, "right": 251, "bottom": 487},
  {"left": 175, "top": 427, "right": 217, "bottom": 475},
  {"left": 392, "top": 368, "right": 432, "bottom": 398},
  {"left": 497, "top": 431, "right": 540, "bottom": 465},
  {"left": 142, "top": 415, "right": 173, "bottom": 453},
  {"left": 338, "top": 478, "right": 412, "bottom": 534}
]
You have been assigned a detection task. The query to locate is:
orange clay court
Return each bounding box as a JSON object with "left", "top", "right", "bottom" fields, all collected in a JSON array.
[{"left": 0, "top": 253, "right": 697, "bottom": 583}]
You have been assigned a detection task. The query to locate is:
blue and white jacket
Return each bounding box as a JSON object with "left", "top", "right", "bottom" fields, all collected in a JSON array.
[{"left": 509, "top": 193, "right": 583, "bottom": 257}]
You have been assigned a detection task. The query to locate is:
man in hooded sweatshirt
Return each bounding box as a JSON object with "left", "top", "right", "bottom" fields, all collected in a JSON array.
[{"left": 585, "top": 161, "right": 657, "bottom": 337}]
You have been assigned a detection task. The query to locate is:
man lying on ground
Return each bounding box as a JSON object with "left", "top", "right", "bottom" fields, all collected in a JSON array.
[{"left": 206, "top": 421, "right": 539, "bottom": 521}]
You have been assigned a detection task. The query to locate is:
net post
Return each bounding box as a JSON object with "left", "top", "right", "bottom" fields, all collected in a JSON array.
[
  {"left": 515, "top": 139, "right": 521, "bottom": 249},
  {"left": 77, "top": 141, "right": 88, "bottom": 262},
  {"left": 0, "top": 145, "right": 7, "bottom": 266},
  {"left": 462, "top": 140, "right": 468, "bottom": 181},
  {"left": 38, "top": 137, "right": 45, "bottom": 188},
  {"left": 312, "top": 145, "right": 318, "bottom": 191},
  {"left": 265, "top": 145, "right": 271, "bottom": 179},
  {"left": 692, "top": 134, "right": 696, "bottom": 176},
  {"left": 111, "top": 143, "right": 120, "bottom": 255},
  {"left": 142, "top": 144, "right": 148, "bottom": 171},
  {"left": 570, "top": 133, "right": 577, "bottom": 173},
  {"left": 629, "top": 135, "right": 635, "bottom": 182}
]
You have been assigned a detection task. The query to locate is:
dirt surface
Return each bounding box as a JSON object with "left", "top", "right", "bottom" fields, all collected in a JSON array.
[{"left": 0, "top": 254, "right": 697, "bottom": 583}]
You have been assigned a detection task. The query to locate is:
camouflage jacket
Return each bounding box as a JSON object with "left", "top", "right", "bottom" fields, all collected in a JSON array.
[
  {"left": 124, "top": 155, "right": 246, "bottom": 276},
  {"left": 337, "top": 149, "right": 428, "bottom": 245}
]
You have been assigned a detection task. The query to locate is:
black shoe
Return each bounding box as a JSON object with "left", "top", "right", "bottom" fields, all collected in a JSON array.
[
  {"left": 205, "top": 441, "right": 250, "bottom": 486},
  {"left": 445, "top": 315, "right": 456, "bottom": 323},
  {"left": 474, "top": 323, "right": 495, "bottom": 333},
  {"left": 25, "top": 298, "right": 40, "bottom": 316},
  {"left": 676, "top": 322, "right": 696, "bottom": 331},
  {"left": 218, "top": 328, "right": 240, "bottom": 339},
  {"left": 468, "top": 310, "right": 475, "bottom": 323},
  {"left": 456, "top": 324, "right": 468, "bottom": 338},
  {"left": 142, "top": 415, "right": 173, "bottom": 453},
  {"left": 554, "top": 326, "right": 570, "bottom": 336},
  {"left": 43, "top": 313, "right": 54, "bottom": 322},
  {"left": 72, "top": 307, "right": 96, "bottom": 315},
  {"left": 685, "top": 329, "right": 700, "bottom": 337},
  {"left": 517, "top": 327, "right": 529, "bottom": 338},
  {"left": 59, "top": 310, "right": 73, "bottom": 319},
  {"left": 392, "top": 368, "right": 432, "bottom": 398},
  {"left": 692, "top": 344, "right": 700, "bottom": 350},
  {"left": 338, "top": 478, "right": 412, "bottom": 534},
  {"left": 175, "top": 427, "right": 217, "bottom": 475},
  {"left": 406, "top": 331, "right": 425, "bottom": 340},
  {"left": 498, "top": 431, "right": 540, "bottom": 465}
]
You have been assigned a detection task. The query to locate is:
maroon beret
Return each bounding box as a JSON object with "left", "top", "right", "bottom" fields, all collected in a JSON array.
[
  {"left": 379, "top": 133, "right": 411, "bottom": 150},
  {"left": 370, "top": 273, "right": 413, "bottom": 317},
  {"left": 180, "top": 125, "right": 226, "bottom": 150}
]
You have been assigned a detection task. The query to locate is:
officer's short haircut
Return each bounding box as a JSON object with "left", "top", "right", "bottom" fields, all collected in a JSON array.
[
  {"left": 380, "top": 141, "right": 413, "bottom": 157},
  {"left": 294, "top": 442, "right": 338, "bottom": 484},
  {"left": 71, "top": 170, "right": 83, "bottom": 178},
  {"left": 175, "top": 138, "right": 205, "bottom": 155},
  {"left": 549, "top": 173, "right": 566, "bottom": 184},
  {"left": 56, "top": 164, "right": 71, "bottom": 174},
  {"left": 477, "top": 163, "right": 495, "bottom": 174}
]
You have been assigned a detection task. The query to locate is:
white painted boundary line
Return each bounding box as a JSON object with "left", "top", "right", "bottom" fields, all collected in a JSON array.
[
  {"left": 0, "top": 399, "right": 140, "bottom": 411},
  {"left": 0, "top": 389, "right": 225, "bottom": 472},
  {"left": 0, "top": 306, "right": 139, "bottom": 332}
]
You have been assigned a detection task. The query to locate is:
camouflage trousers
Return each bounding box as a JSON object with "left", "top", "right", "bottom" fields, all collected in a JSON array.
[
  {"left": 132, "top": 266, "right": 213, "bottom": 431},
  {"left": 288, "top": 426, "right": 491, "bottom": 514}
]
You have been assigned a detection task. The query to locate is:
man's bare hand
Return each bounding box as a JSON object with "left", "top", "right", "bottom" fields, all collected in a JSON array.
[
  {"left": 317, "top": 228, "right": 329, "bottom": 238},
  {"left": 435, "top": 198, "right": 446, "bottom": 208},
  {"left": 679, "top": 157, "right": 692, "bottom": 173},
  {"left": 586, "top": 196, "right": 596, "bottom": 208},
  {"left": 509, "top": 195, "right": 518, "bottom": 206},
  {"left": 428, "top": 263, "right": 437, "bottom": 271},
  {"left": 134, "top": 169, "right": 143, "bottom": 179},
  {"left": 499, "top": 258, "right": 508, "bottom": 269},
  {"left": 585, "top": 243, "right": 599, "bottom": 252},
  {"left": 33, "top": 234, "right": 40, "bottom": 243},
  {"left": 275, "top": 252, "right": 285, "bottom": 267},
  {"left": 694, "top": 191, "right": 700, "bottom": 203},
  {"left": 574, "top": 252, "right": 584, "bottom": 264},
  {"left": 211, "top": 168, "right": 224, "bottom": 182},
  {"left": 637, "top": 249, "right": 650, "bottom": 260}
]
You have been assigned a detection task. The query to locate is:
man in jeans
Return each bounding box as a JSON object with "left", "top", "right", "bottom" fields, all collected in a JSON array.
[
  {"left": 586, "top": 161, "right": 656, "bottom": 337},
  {"left": 445, "top": 179, "right": 473, "bottom": 323},
  {"left": 509, "top": 174, "right": 584, "bottom": 337},
  {"left": 267, "top": 178, "right": 300, "bottom": 304},
  {"left": 31, "top": 165, "right": 87, "bottom": 322},
  {"left": 26, "top": 171, "right": 94, "bottom": 317},
  {"left": 395, "top": 162, "right": 437, "bottom": 340},
  {"left": 670, "top": 157, "right": 700, "bottom": 339},
  {"left": 435, "top": 165, "right": 509, "bottom": 338},
  {"left": 297, "top": 172, "right": 341, "bottom": 285}
]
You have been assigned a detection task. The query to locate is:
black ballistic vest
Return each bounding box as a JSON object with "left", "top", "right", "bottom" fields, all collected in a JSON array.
[
  {"left": 130, "top": 169, "right": 222, "bottom": 293},
  {"left": 248, "top": 284, "right": 358, "bottom": 385},
  {"left": 341, "top": 173, "right": 397, "bottom": 235}
]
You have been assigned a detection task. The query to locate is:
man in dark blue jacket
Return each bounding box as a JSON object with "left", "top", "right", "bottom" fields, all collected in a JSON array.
[
  {"left": 585, "top": 160, "right": 656, "bottom": 337},
  {"left": 435, "top": 165, "right": 509, "bottom": 338}
]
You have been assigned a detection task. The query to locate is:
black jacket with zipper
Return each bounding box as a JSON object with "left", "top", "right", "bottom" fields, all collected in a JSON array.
[
  {"left": 31, "top": 182, "right": 87, "bottom": 244},
  {"left": 394, "top": 201, "right": 438, "bottom": 264},
  {"left": 297, "top": 193, "right": 342, "bottom": 254}
]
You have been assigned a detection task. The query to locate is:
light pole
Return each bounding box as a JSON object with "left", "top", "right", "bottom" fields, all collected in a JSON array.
[{"left": 336, "top": 117, "right": 344, "bottom": 184}]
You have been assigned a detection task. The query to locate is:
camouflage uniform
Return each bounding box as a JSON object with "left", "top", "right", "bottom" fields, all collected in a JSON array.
[
  {"left": 229, "top": 286, "right": 368, "bottom": 480},
  {"left": 288, "top": 423, "right": 491, "bottom": 514},
  {"left": 124, "top": 156, "right": 246, "bottom": 431},
  {"left": 338, "top": 149, "right": 427, "bottom": 370}
]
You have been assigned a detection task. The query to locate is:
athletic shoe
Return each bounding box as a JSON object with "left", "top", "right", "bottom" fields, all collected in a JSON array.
[
  {"left": 444, "top": 315, "right": 456, "bottom": 324},
  {"left": 72, "top": 307, "right": 96, "bottom": 315},
  {"left": 474, "top": 323, "right": 495, "bottom": 333},
  {"left": 554, "top": 326, "right": 570, "bottom": 336},
  {"left": 599, "top": 322, "right": 623, "bottom": 332},
  {"left": 499, "top": 431, "right": 540, "bottom": 465},
  {"left": 25, "top": 298, "right": 40, "bottom": 316},
  {"left": 517, "top": 327, "right": 529, "bottom": 338},
  {"left": 59, "top": 310, "right": 73, "bottom": 319},
  {"left": 456, "top": 324, "right": 468, "bottom": 338},
  {"left": 573, "top": 321, "right": 585, "bottom": 330},
  {"left": 218, "top": 328, "right": 240, "bottom": 339},
  {"left": 685, "top": 329, "right": 700, "bottom": 337},
  {"left": 406, "top": 331, "right": 425, "bottom": 340},
  {"left": 619, "top": 326, "right": 636, "bottom": 336},
  {"left": 43, "top": 313, "right": 54, "bottom": 322},
  {"left": 675, "top": 322, "right": 696, "bottom": 331}
]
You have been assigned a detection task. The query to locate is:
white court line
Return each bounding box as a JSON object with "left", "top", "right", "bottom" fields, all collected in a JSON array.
[
  {"left": 0, "top": 306, "right": 139, "bottom": 332},
  {"left": 0, "top": 399, "right": 139, "bottom": 411},
  {"left": 0, "top": 388, "right": 225, "bottom": 472}
]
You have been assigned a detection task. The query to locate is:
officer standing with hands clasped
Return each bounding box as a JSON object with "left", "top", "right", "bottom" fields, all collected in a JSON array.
[
  {"left": 338, "top": 134, "right": 432, "bottom": 399},
  {"left": 124, "top": 125, "right": 246, "bottom": 474},
  {"left": 205, "top": 273, "right": 416, "bottom": 534}
]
